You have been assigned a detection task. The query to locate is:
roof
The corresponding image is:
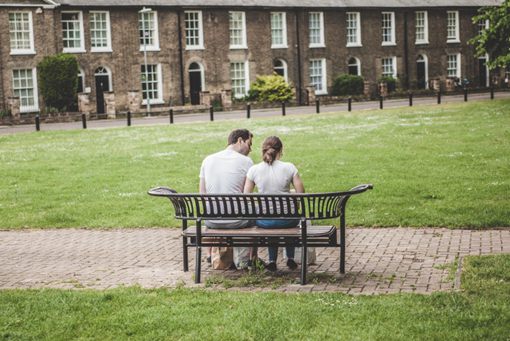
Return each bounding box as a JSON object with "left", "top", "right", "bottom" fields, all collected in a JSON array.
[{"left": 55, "top": 0, "right": 502, "bottom": 8}]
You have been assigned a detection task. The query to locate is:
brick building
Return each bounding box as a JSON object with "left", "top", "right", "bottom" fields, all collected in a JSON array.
[{"left": 0, "top": 0, "right": 508, "bottom": 115}]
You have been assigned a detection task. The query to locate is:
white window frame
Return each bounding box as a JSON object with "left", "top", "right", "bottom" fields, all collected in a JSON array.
[
  {"left": 478, "top": 19, "right": 489, "bottom": 35},
  {"left": 415, "top": 11, "right": 429, "bottom": 45},
  {"left": 184, "top": 11, "right": 204, "bottom": 50},
  {"left": 230, "top": 61, "right": 250, "bottom": 99},
  {"left": 381, "top": 12, "right": 396, "bottom": 46},
  {"left": 77, "top": 67, "right": 85, "bottom": 93},
  {"left": 270, "top": 12, "right": 287, "bottom": 49},
  {"left": 9, "top": 11, "right": 35, "bottom": 55},
  {"left": 139, "top": 10, "right": 160, "bottom": 52},
  {"left": 381, "top": 57, "right": 397, "bottom": 78},
  {"left": 346, "top": 12, "right": 361, "bottom": 47},
  {"left": 348, "top": 57, "right": 361, "bottom": 76},
  {"left": 62, "top": 11, "right": 85, "bottom": 53},
  {"left": 229, "top": 11, "right": 247, "bottom": 49},
  {"left": 90, "top": 11, "right": 112, "bottom": 53},
  {"left": 309, "top": 58, "right": 327, "bottom": 95},
  {"left": 141, "top": 64, "right": 163, "bottom": 105},
  {"left": 309, "top": 12, "right": 325, "bottom": 48},
  {"left": 12, "top": 68, "right": 39, "bottom": 113},
  {"left": 447, "top": 53, "right": 461, "bottom": 78},
  {"left": 447, "top": 11, "right": 460, "bottom": 43},
  {"left": 273, "top": 59, "right": 288, "bottom": 82}
]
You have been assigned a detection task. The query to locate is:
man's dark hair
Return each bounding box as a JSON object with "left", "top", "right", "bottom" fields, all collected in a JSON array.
[{"left": 227, "top": 129, "right": 253, "bottom": 145}]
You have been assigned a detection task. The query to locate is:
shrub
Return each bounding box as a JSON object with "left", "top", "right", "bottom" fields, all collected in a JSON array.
[
  {"left": 37, "top": 54, "right": 79, "bottom": 111},
  {"left": 332, "top": 74, "right": 364, "bottom": 96},
  {"left": 248, "top": 74, "right": 293, "bottom": 103},
  {"left": 378, "top": 76, "right": 397, "bottom": 92}
]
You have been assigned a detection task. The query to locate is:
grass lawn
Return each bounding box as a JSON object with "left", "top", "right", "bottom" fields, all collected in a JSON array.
[
  {"left": 0, "top": 254, "right": 508, "bottom": 340},
  {"left": 0, "top": 99, "right": 509, "bottom": 229}
]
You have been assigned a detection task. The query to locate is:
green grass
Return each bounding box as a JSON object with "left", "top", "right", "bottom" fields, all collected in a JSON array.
[
  {"left": 0, "top": 254, "right": 508, "bottom": 340},
  {"left": 0, "top": 99, "right": 509, "bottom": 228}
]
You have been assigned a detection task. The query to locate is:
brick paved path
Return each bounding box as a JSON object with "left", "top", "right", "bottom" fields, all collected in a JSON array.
[{"left": 1, "top": 228, "right": 508, "bottom": 294}]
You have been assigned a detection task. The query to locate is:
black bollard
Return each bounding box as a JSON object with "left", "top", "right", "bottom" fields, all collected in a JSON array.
[
  {"left": 379, "top": 96, "right": 383, "bottom": 109},
  {"left": 464, "top": 88, "right": 468, "bottom": 102},
  {"left": 35, "top": 115, "right": 40, "bottom": 131},
  {"left": 127, "top": 111, "right": 131, "bottom": 126},
  {"left": 281, "top": 102, "right": 286, "bottom": 116},
  {"left": 247, "top": 104, "right": 251, "bottom": 119},
  {"left": 209, "top": 106, "right": 214, "bottom": 121},
  {"left": 490, "top": 87, "right": 494, "bottom": 100},
  {"left": 81, "top": 113, "right": 87, "bottom": 129},
  {"left": 315, "top": 99, "right": 320, "bottom": 113},
  {"left": 169, "top": 109, "right": 174, "bottom": 124},
  {"left": 348, "top": 97, "right": 352, "bottom": 112},
  {"left": 409, "top": 92, "right": 413, "bottom": 106},
  {"left": 437, "top": 91, "right": 441, "bottom": 104}
]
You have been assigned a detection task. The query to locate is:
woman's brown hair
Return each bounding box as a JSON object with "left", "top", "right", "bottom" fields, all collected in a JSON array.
[{"left": 262, "top": 136, "right": 283, "bottom": 165}]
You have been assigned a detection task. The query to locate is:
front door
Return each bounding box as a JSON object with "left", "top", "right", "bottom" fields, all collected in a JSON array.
[
  {"left": 189, "top": 70, "right": 202, "bottom": 105},
  {"left": 95, "top": 75, "right": 110, "bottom": 114},
  {"left": 416, "top": 61, "right": 426, "bottom": 89},
  {"left": 478, "top": 58, "right": 488, "bottom": 87}
]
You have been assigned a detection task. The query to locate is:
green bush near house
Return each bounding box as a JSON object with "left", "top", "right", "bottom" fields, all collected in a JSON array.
[
  {"left": 332, "top": 74, "right": 364, "bottom": 96},
  {"left": 378, "top": 76, "right": 397, "bottom": 93},
  {"left": 37, "top": 54, "right": 79, "bottom": 112},
  {"left": 248, "top": 74, "right": 294, "bottom": 103}
]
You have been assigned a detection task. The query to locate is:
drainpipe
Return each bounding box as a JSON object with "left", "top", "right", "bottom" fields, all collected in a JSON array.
[
  {"left": 295, "top": 9, "right": 303, "bottom": 105},
  {"left": 0, "top": 41, "right": 5, "bottom": 111},
  {"left": 177, "top": 8, "right": 185, "bottom": 105},
  {"left": 403, "top": 11, "right": 410, "bottom": 89}
]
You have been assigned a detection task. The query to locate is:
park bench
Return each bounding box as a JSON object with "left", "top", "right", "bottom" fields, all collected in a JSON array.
[{"left": 148, "top": 184, "right": 373, "bottom": 285}]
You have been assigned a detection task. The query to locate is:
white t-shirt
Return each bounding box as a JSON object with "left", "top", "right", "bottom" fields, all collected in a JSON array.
[
  {"left": 246, "top": 160, "right": 299, "bottom": 194},
  {"left": 199, "top": 148, "right": 253, "bottom": 194}
]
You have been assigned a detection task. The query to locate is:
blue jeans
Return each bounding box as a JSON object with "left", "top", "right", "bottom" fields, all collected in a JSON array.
[{"left": 256, "top": 219, "right": 299, "bottom": 263}]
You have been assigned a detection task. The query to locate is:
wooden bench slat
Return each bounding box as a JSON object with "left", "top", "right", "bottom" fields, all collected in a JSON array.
[{"left": 183, "top": 225, "right": 335, "bottom": 238}]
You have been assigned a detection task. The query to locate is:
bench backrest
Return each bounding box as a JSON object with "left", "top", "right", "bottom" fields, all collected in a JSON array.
[{"left": 148, "top": 184, "right": 372, "bottom": 221}]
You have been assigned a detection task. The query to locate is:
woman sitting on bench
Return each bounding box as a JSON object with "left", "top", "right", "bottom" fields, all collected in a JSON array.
[{"left": 243, "top": 136, "right": 305, "bottom": 272}]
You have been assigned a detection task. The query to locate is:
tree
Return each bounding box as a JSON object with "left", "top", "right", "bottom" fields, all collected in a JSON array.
[
  {"left": 37, "top": 54, "right": 79, "bottom": 111},
  {"left": 469, "top": 0, "right": 510, "bottom": 70}
]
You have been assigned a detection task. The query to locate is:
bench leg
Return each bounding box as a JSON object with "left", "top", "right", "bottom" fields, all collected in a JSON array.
[
  {"left": 340, "top": 226, "right": 345, "bottom": 274},
  {"left": 183, "top": 236, "right": 189, "bottom": 272},
  {"left": 195, "top": 246, "right": 201, "bottom": 283},
  {"left": 300, "top": 246, "right": 307, "bottom": 285}
]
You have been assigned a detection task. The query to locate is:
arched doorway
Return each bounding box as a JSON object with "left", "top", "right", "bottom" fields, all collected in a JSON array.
[
  {"left": 188, "top": 62, "right": 203, "bottom": 105},
  {"left": 416, "top": 55, "right": 428, "bottom": 89},
  {"left": 94, "top": 66, "right": 111, "bottom": 114},
  {"left": 273, "top": 59, "right": 288, "bottom": 82},
  {"left": 348, "top": 57, "right": 360, "bottom": 76},
  {"left": 478, "top": 54, "right": 489, "bottom": 87}
]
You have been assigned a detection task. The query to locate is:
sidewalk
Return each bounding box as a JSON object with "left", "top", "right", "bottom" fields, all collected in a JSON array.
[
  {"left": 1, "top": 228, "right": 508, "bottom": 294},
  {"left": 1, "top": 90, "right": 509, "bottom": 135}
]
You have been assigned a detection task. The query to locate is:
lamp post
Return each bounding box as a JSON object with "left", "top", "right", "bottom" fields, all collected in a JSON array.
[{"left": 139, "top": 7, "right": 152, "bottom": 116}]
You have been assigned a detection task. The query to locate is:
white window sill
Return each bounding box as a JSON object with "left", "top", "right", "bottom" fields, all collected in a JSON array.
[
  {"left": 186, "top": 46, "right": 205, "bottom": 51},
  {"left": 381, "top": 42, "right": 396, "bottom": 46},
  {"left": 229, "top": 45, "right": 248, "bottom": 50},
  {"left": 142, "top": 99, "right": 164, "bottom": 105},
  {"left": 309, "top": 44, "right": 326, "bottom": 48},
  {"left": 139, "top": 47, "right": 160, "bottom": 52},
  {"left": 20, "top": 107, "right": 39, "bottom": 113},
  {"left": 447, "top": 39, "right": 460, "bottom": 43},
  {"left": 63, "top": 48, "right": 86, "bottom": 53},
  {"left": 91, "top": 48, "right": 113, "bottom": 53},
  {"left": 271, "top": 45, "right": 288, "bottom": 49},
  {"left": 415, "top": 41, "right": 429, "bottom": 45},
  {"left": 346, "top": 43, "right": 362, "bottom": 47},
  {"left": 315, "top": 90, "right": 328, "bottom": 95},
  {"left": 10, "top": 50, "right": 36, "bottom": 56}
]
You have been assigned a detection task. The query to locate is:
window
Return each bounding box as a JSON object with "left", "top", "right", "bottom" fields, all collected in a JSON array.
[
  {"left": 381, "top": 12, "right": 395, "bottom": 45},
  {"left": 346, "top": 12, "right": 361, "bottom": 47},
  {"left": 415, "top": 11, "right": 428, "bottom": 44},
  {"left": 309, "top": 59, "right": 327, "bottom": 95},
  {"left": 185, "top": 11, "right": 204, "bottom": 49},
  {"left": 348, "top": 57, "right": 360, "bottom": 76},
  {"left": 230, "top": 62, "right": 249, "bottom": 98},
  {"left": 139, "top": 10, "right": 159, "bottom": 51},
  {"left": 9, "top": 11, "right": 35, "bottom": 54},
  {"left": 12, "top": 68, "right": 38, "bottom": 112},
  {"left": 478, "top": 19, "right": 489, "bottom": 35},
  {"left": 273, "top": 59, "right": 288, "bottom": 82},
  {"left": 447, "top": 54, "right": 461, "bottom": 78},
  {"left": 90, "top": 11, "right": 112, "bottom": 52},
  {"left": 229, "top": 11, "right": 247, "bottom": 49},
  {"left": 447, "top": 11, "right": 459, "bottom": 42},
  {"left": 271, "top": 12, "right": 287, "bottom": 48},
  {"left": 62, "top": 11, "right": 85, "bottom": 52},
  {"left": 309, "top": 12, "right": 324, "bottom": 47},
  {"left": 381, "top": 57, "right": 397, "bottom": 78},
  {"left": 141, "top": 64, "right": 163, "bottom": 104}
]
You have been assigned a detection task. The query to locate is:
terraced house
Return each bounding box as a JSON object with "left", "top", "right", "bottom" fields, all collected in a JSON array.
[{"left": 0, "top": 0, "right": 508, "bottom": 116}]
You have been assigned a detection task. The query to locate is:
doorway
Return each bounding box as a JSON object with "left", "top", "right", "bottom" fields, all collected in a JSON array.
[
  {"left": 478, "top": 56, "right": 488, "bottom": 87},
  {"left": 188, "top": 62, "right": 203, "bottom": 105},
  {"left": 416, "top": 55, "right": 427, "bottom": 89},
  {"left": 95, "top": 67, "right": 111, "bottom": 114}
]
